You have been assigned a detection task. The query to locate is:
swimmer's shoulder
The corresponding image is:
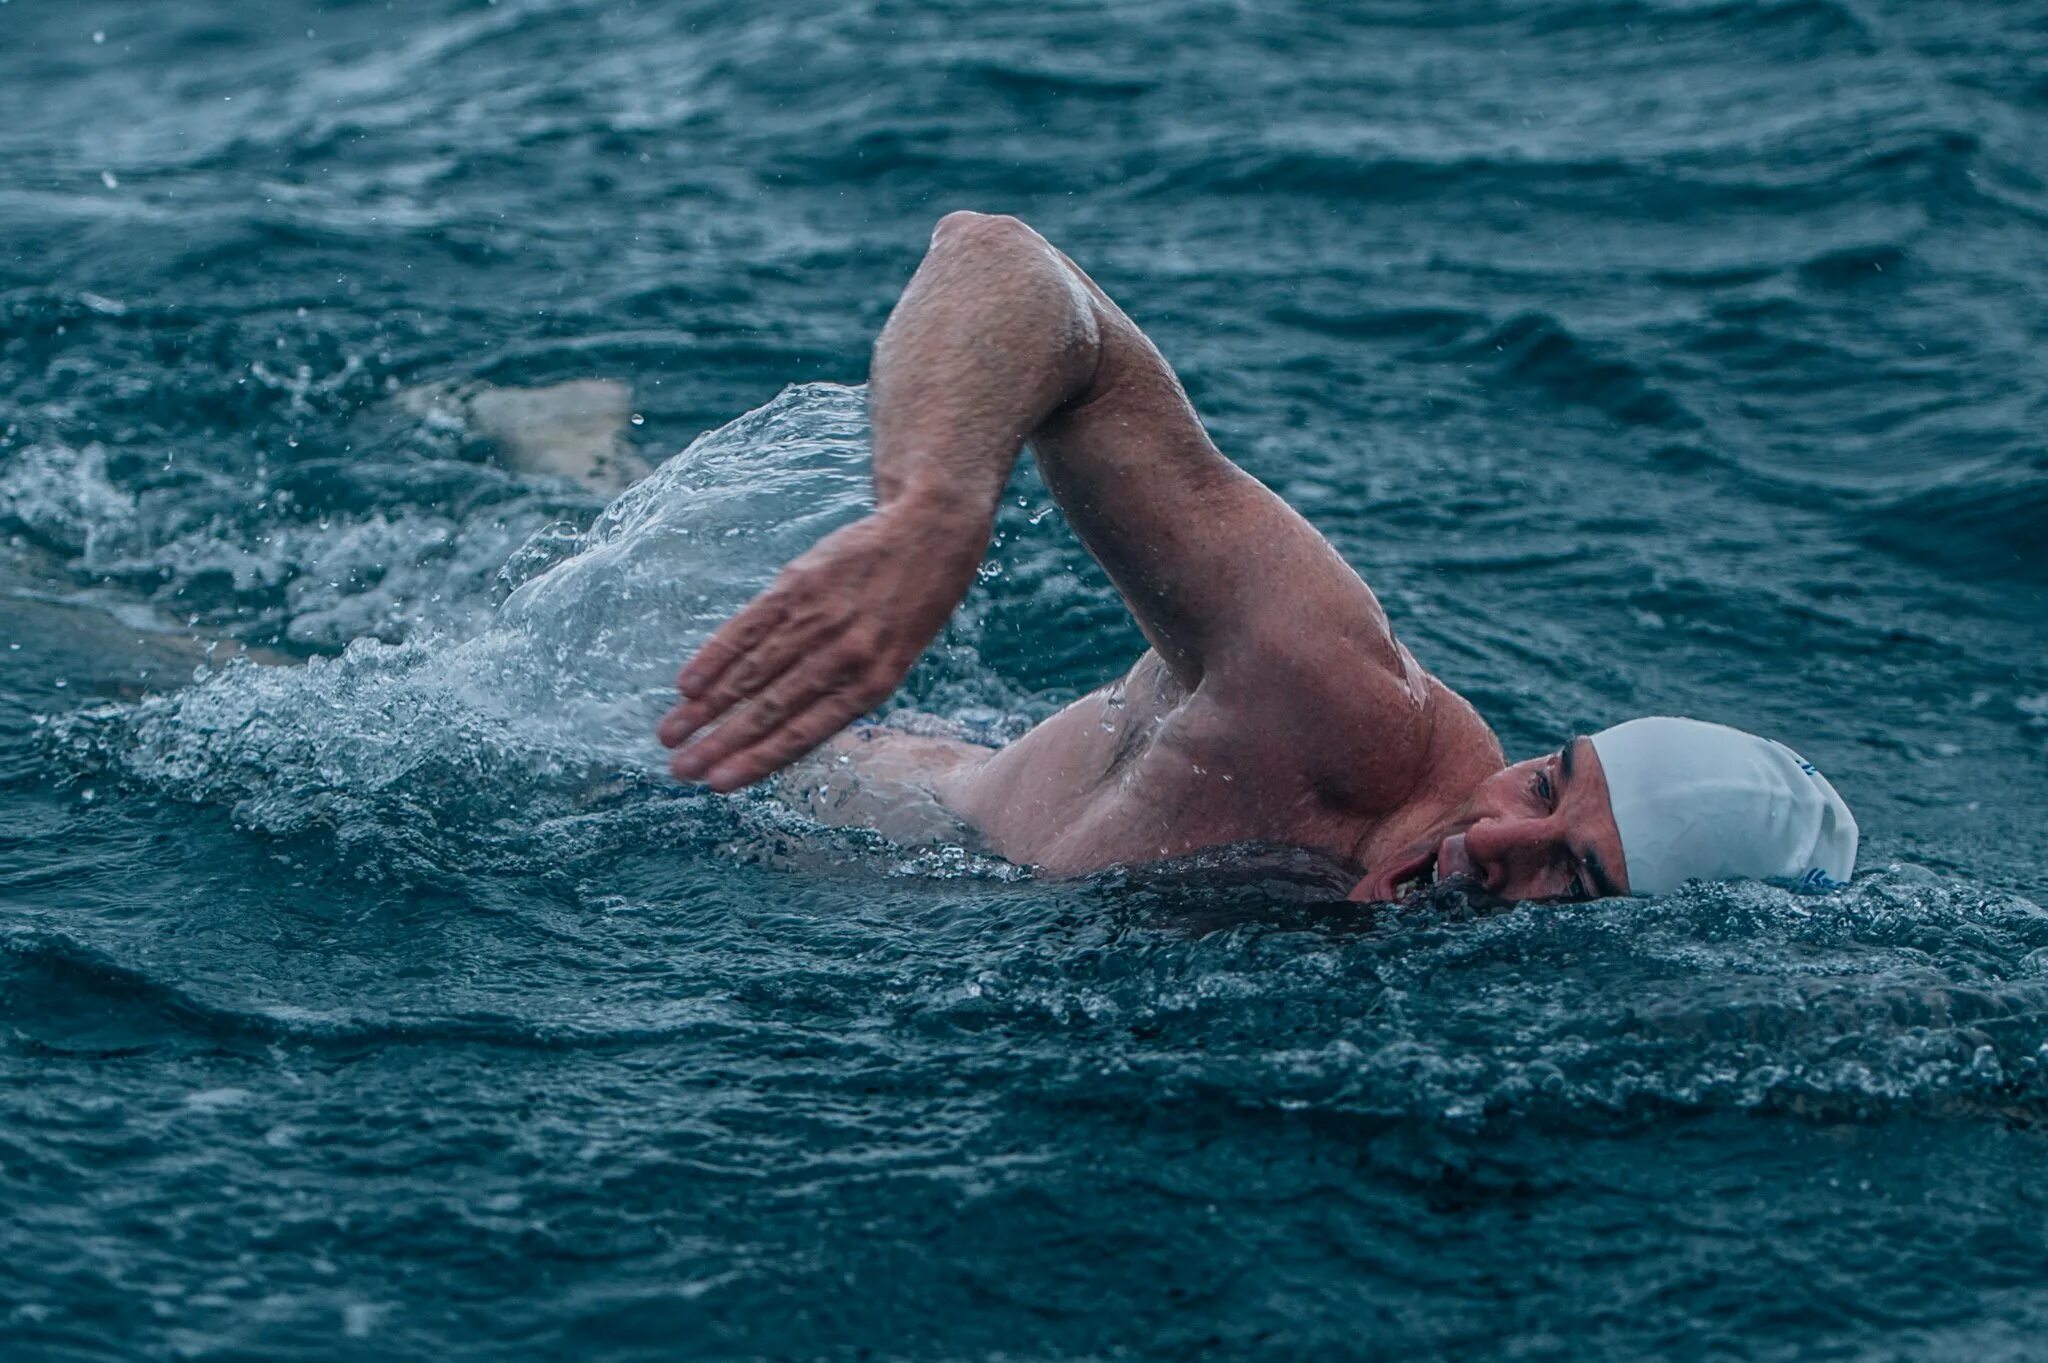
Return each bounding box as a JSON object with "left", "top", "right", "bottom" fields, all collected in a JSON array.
[
  {"left": 1200, "top": 637, "right": 1496, "bottom": 816},
  {"left": 1415, "top": 672, "right": 1507, "bottom": 788}
]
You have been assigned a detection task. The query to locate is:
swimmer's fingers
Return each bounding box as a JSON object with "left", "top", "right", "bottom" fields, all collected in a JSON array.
[
  {"left": 697, "top": 690, "right": 880, "bottom": 793},
  {"left": 671, "top": 652, "right": 882, "bottom": 790},
  {"left": 674, "top": 593, "right": 789, "bottom": 706},
  {"left": 661, "top": 598, "right": 809, "bottom": 748},
  {"left": 667, "top": 659, "right": 833, "bottom": 782},
  {"left": 667, "top": 647, "right": 858, "bottom": 778},
  {"left": 661, "top": 509, "right": 976, "bottom": 777}
]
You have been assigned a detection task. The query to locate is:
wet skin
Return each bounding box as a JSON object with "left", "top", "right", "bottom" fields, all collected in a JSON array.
[{"left": 657, "top": 212, "right": 1630, "bottom": 904}]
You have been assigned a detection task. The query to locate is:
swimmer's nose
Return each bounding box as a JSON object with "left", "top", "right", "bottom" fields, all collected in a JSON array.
[{"left": 1460, "top": 816, "right": 1558, "bottom": 896}]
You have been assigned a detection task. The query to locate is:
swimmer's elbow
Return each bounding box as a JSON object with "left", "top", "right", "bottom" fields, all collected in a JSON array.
[
  {"left": 929, "top": 211, "right": 1073, "bottom": 286},
  {"left": 925, "top": 211, "right": 1100, "bottom": 388},
  {"left": 931, "top": 209, "right": 1040, "bottom": 251}
]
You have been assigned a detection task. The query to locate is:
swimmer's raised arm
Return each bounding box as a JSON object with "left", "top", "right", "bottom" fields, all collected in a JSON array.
[{"left": 660, "top": 211, "right": 1415, "bottom": 792}]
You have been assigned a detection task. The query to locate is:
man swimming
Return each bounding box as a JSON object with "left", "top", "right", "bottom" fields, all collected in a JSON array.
[{"left": 654, "top": 212, "right": 1858, "bottom": 903}]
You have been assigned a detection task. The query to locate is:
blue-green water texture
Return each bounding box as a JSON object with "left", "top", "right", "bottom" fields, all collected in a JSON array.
[{"left": 5, "top": 1, "right": 2048, "bottom": 1359}]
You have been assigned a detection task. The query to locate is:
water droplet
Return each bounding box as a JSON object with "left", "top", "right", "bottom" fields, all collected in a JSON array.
[
  {"left": 100, "top": 169, "right": 118, "bottom": 189},
  {"left": 630, "top": 413, "right": 645, "bottom": 426},
  {"left": 92, "top": 29, "right": 105, "bottom": 43}
]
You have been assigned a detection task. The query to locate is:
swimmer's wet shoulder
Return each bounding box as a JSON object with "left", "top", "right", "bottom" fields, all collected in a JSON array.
[
  {"left": 783, "top": 646, "right": 1491, "bottom": 883},
  {"left": 657, "top": 212, "right": 1859, "bottom": 903}
]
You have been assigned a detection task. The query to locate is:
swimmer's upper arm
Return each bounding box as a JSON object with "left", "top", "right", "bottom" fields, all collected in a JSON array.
[{"left": 1029, "top": 248, "right": 1425, "bottom": 760}]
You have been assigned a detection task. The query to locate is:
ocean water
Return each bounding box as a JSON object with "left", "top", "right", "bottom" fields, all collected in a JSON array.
[{"left": 4, "top": 0, "right": 2048, "bottom": 1358}]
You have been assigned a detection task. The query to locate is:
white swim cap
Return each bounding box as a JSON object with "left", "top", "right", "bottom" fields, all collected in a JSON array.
[{"left": 1588, "top": 716, "right": 1858, "bottom": 896}]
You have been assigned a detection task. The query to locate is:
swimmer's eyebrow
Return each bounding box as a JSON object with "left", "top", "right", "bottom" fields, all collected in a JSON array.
[{"left": 1560, "top": 734, "right": 1582, "bottom": 782}]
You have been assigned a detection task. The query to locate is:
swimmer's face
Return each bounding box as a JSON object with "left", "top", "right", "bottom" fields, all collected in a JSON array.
[{"left": 1362, "top": 736, "right": 1631, "bottom": 904}]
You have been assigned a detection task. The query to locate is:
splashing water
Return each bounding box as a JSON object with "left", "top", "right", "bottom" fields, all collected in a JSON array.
[{"left": 45, "top": 384, "right": 919, "bottom": 835}]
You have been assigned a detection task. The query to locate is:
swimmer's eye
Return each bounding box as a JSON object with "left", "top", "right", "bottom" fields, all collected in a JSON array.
[
  {"left": 1533, "top": 769, "right": 1556, "bottom": 807},
  {"left": 1567, "top": 870, "right": 1588, "bottom": 900}
]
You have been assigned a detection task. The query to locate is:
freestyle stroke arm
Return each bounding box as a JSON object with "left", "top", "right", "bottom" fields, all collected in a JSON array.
[{"left": 657, "top": 211, "right": 1410, "bottom": 792}]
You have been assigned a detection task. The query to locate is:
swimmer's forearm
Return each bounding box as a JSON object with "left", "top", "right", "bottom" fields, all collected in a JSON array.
[
  {"left": 661, "top": 217, "right": 1101, "bottom": 791},
  {"left": 866, "top": 212, "right": 1102, "bottom": 540}
]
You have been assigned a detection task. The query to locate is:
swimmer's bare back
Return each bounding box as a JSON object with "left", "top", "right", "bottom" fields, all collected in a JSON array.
[{"left": 659, "top": 212, "right": 1506, "bottom": 878}]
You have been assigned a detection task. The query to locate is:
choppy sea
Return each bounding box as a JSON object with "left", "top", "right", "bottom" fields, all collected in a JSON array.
[{"left": 4, "top": 1, "right": 2047, "bottom": 1358}]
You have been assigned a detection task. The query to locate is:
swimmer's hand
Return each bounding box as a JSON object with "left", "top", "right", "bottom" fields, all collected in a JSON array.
[{"left": 657, "top": 503, "right": 987, "bottom": 791}]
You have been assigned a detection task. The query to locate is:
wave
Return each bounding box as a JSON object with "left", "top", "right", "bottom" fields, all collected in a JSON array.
[
  {"left": 1443, "top": 312, "right": 1695, "bottom": 428},
  {"left": 8, "top": 866, "right": 2044, "bottom": 1126},
  {"left": 1527, "top": 0, "right": 1876, "bottom": 50},
  {"left": 1276, "top": 303, "right": 1694, "bottom": 428},
  {"left": 914, "top": 869, "right": 2048, "bottom": 1131},
  {"left": 1122, "top": 123, "right": 1987, "bottom": 224},
  {"left": 0, "top": 439, "right": 580, "bottom": 648},
  {"left": 0, "top": 925, "right": 734, "bottom": 1053},
  {"left": 1861, "top": 462, "right": 2048, "bottom": 584}
]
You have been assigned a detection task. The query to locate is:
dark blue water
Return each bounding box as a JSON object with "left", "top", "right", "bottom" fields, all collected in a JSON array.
[{"left": 5, "top": 1, "right": 2048, "bottom": 1358}]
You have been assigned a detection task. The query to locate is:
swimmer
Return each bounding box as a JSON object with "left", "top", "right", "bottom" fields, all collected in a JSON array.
[{"left": 651, "top": 212, "right": 1858, "bottom": 903}]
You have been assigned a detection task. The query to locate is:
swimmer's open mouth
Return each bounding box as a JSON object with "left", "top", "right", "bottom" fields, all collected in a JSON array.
[{"left": 1390, "top": 846, "right": 1441, "bottom": 901}]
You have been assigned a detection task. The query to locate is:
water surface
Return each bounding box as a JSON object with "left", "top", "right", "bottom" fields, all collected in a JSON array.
[{"left": 4, "top": 1, "right": 2047, "bottom": 1358}]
